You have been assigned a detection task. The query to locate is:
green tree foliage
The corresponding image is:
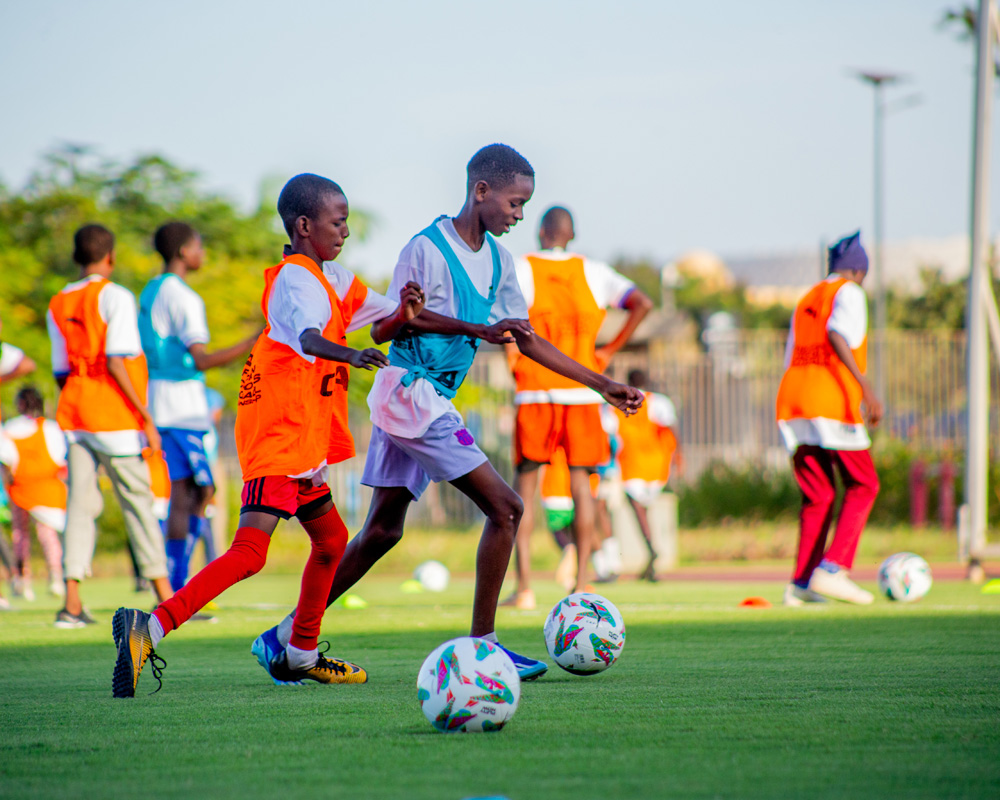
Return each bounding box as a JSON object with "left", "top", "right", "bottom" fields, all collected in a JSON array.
[
  {"left": 886, "top": 267, "right": 1000, "bottom": 330},
  {"left": 0, "top": 146, "right": 376, "bottom": 414}
]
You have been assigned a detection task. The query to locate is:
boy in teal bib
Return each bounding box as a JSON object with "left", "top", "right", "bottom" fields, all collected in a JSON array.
[{"left": 254, "top": 145, "right": 644, "bottom": 683}]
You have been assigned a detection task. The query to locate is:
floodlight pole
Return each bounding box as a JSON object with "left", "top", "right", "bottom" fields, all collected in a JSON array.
[
  {"left": 962, "top": 0, "right": 996, "bottom": 571},
  {"left": 857, "top": 71, "right": 901, "bottom": 402}
]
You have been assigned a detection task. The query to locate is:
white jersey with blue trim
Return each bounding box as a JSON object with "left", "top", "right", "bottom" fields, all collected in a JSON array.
[{"left": 370, "top": 218, "right": 528, "bottom": 438}]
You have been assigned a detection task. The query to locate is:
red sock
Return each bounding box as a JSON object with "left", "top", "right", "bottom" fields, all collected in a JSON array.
[
  {"left": 154, "top": 527, "right": 270, "bottom": 635},
  {"left": 289, "top": 508, "right": 348, "bottom": 651}
]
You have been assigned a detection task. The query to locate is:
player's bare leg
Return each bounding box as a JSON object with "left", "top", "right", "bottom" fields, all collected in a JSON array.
[
  {"left": 506, "top": 466, "right": 540, "bottom": 608},
  {"left": 450, "top": 461, "right": 546, "bottom": 680},
  {"left": 324, "top": 486, "right": 414, "bottom": 606},
  {"left": 627, "top": 495, "right": 658, "bottom": 581},
  {"left": 449, "top": 461, "right": 523, "bottom": 637},
  {"left": 569, "top": 467, "right": 596, "bottom": 593}
]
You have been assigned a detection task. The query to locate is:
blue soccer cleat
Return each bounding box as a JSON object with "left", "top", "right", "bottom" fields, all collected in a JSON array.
[
  {"left": 496, "top": 642, "right": 548, "bottom": 681},
  {"left": 251, "top": 626, "right": 303, "bottom": 686}
]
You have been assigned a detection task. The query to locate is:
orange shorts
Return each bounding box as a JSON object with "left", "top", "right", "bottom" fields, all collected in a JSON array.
[
  {"left": 514, "top": 404, "right": 609, "bottom": 470},
  {"left": 240, "top": 475, "right": 332, "bottom": 520}
]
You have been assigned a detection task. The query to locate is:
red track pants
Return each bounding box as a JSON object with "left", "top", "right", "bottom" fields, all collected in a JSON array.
[{"left": 791, "top": 445, "right": 879, "bottom": 585}]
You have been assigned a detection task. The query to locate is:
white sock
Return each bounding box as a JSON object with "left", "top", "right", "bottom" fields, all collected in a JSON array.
[
  {"left": 591, "top": 549, "right": 609, "bottom": 579},
  {"left": 148, "top": 613, "right": 165, "bottom": 648},
  {"left": 277, "top": 614, "right": 294, "bottom": 648},
  {"left": 285, "top": 643, "right": 318, "bottom": 671},
  {"left": 480, "top": 631, "right": 499, "bottom": 644},
  {"left": 602, "top": 538, "right": 622, "bottom": 573}
]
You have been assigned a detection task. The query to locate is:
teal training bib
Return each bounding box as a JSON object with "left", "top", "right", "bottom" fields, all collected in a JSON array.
[{"left": 388, "top": 219, "right": 500, "bottom": 399}]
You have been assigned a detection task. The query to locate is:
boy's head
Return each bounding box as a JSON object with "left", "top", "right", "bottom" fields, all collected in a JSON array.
[
  {"left": 627, "top": 369, "right": 648, "bottom": 390},
  {"left": 539, "top": 206, "right": 574, "bottom": 250},
  {"left": 466, "top": 144, "right": 535, "bottom": 237},
  {"left": 15, "top": 385, "right": 44, "bottom": 417},
  {"left": 72, "top": 224, "right": 115, "bottom": 272},
  {"left": 154, "top": 221, "right": 204, "bottom": 270},
  {"left": 277, "top": 174, "right": 349, "bottom": 262},
  {"left": 828, "top": 231, "right": 868, "bottom": 285}
]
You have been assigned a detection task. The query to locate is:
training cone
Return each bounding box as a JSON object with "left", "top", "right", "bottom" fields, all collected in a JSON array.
[
  {"left": 981, "top": 579, "right": 1000, "bottom": 595},
  {"left": 739, "top": 596, "right": 772, "bottom": 608}
]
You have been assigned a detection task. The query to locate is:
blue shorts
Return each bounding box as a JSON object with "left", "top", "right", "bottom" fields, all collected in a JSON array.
[
  {"left": 361, "top": 412, "right": 488, "bottom": 500},
  {"left": 159, "top": 428, "right": 214, "bottom": 488}
]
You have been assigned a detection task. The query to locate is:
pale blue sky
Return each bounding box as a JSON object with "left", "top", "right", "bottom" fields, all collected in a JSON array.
[{"left": 0, "top": 0, "right": 988, "bottom": 277}]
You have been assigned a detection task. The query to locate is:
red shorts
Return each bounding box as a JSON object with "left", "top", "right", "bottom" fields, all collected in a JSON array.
[
  {"left": 240, "top": 475, "right": 332, "bottom": 520},
  {"left": 514, "top": 403, "right": 609, "bottom": 470}
]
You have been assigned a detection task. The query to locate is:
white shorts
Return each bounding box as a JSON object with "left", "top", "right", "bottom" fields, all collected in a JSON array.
[
  {"left": 361, "top": 411, "right": 489, "bottom": 500},
  {"left": 623, "top": 478, "right": 665, "bottom": 507}
]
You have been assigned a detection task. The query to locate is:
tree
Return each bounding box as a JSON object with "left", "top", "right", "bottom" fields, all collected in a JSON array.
[{"left": 0, "top": 146, "right": 376, "bottom": 414}]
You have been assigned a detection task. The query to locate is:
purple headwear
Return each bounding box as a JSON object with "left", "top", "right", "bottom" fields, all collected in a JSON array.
[{"left": 828, "top": 231, "right": 868, "bottom": 274}]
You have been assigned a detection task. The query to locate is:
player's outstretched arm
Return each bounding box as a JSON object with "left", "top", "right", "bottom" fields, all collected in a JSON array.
[
  {"left": 400, "top": 312, "right": 535, "bottom": 344},
  {"left": 188, "top": 331, "right": 262, "bottom": 371},
  {"left": 370, "top": 281, "right": 426, "bottom": 344},
  {"left": 299, "top": 328, "right": 390, "bottom": 371},
  {"left": 513, "top": 330, "right": 644, "bottom": 415},
  {"left": 828, "top": 330, "right": 882, "bottom": 427}
]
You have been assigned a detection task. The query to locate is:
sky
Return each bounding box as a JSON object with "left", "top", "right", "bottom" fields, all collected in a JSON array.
[{"left": 0, "top": 0, "right": 990, "bottom": 278}]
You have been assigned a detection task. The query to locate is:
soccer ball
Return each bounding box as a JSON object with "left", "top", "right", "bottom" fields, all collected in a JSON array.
[
  {"left": 877, "top": 552, "right": 933, "bottom": 602},
  {"left": 414, "top": 560, "right": 450, "bottom": 592},
  {"left": 543, "top": 592, "right": 626, "bottom": 675},
  {"left": 416, "top": 637, "right": 520, "bottom": 733}
]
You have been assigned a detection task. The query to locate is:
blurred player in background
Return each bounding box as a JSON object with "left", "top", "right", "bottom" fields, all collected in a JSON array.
[
  {"left": 0, "top": 317, "right": 38, "bottom": 607},
  {"left": 139, "top": 221, "right": 258, "bottom": 594},
  {"left": 47, "top": 224, "right": 173, "bottom": 628},
  {"left": 0, "top": 386, "right": 66, "bottom": 600},
  {"left": 776, "top": 232, "right": 882, "bottom": 606},
  {"left": 615, "top": 369, "right": 683, "bottom": 582},
  {"left": 507, "top": 206, "right": 651, "bottom": 608}
]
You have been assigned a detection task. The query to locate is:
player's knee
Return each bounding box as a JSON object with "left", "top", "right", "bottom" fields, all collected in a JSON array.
[
  {"left": 364, "top": 522, "right": 403, "bottom": 551},
  {"left": 490, "top": 493, "right": 523, "bottom": 532},
  {"left": 231, "top": 542, "right": 268, "bottom": 579},
  {"left": 804, "top": 487, "right": 836, "bottom": 510}
]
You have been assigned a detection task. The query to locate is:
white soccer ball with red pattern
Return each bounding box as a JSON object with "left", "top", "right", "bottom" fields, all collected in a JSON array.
[
  {"left": 543, "top": 592, "right": 626, "bottom": 675},
  {"left": 416, "top": 637, "right": 520, "bottom": 733}
]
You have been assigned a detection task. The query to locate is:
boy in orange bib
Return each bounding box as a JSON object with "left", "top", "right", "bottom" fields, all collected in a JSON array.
[
  {"left": 48, "top": 224, "right": 173, "bottom": 628},
  {"left": 0, "top": 386, "right": 67, "bottom": 600},
  {"left": 507, "top": 207, "right": 652, "bottom": 604},
  {"left": 775, "top": 232, "right": 882, "bottom": 606},
  {"left": 112, "top": 174, "right": 424, "bottom": 697}
]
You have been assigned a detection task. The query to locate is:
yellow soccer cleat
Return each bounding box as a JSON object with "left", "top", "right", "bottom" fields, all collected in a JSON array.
[
  {"left": 112, "top": 607, "right": 166, "bottom": 698},
  {"left": 268, "top": 642, "right": 368, "bottom": 685}
]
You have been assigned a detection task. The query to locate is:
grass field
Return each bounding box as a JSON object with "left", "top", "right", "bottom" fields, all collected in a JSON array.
[{"left": 2, "top": 570, "right": 999, "bottom": 800}]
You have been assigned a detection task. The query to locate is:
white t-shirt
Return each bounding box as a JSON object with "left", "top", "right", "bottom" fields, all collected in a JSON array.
[
  {"left": 515, "top": 249, "right": 636, "bottom": 310},
  {"left": 145, "top": 274, "right": 213, "bottom": 431},
  {"left": 515, "top": 248, "right": 636, "bottom": 405},
  {"left": 780, "top": 276, "right": 871, "bottom": 452},
  {"left": 369, "top": 218, "right": 529, "bottom": 438},
  {"left": 0, "top": 343, "right": 26, "bottom": 377},
  {"left": 47, "top": 276, "right": 146, "bottom": 456},
  {"left": 646, "top": 392, "right": 678, "bottom": 428},
  {"left": 265, "top": 257, "right": 398, "bottom": 481}
]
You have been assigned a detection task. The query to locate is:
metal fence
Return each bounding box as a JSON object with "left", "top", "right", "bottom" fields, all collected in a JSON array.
[{"left": 220, "top": 330, "right": 1000, "bottom": 529}]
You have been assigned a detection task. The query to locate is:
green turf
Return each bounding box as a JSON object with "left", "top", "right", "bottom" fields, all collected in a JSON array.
[{"left": 1, "top": 574, "right": 998, "bottom": 800}]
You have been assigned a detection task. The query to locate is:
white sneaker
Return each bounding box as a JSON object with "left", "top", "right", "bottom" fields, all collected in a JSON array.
[
  {"left": 21, "top": 582, "right": 35, "bottom": 602},
  {"left": 49, "top": 579, "right": 65, "bottom": 598},
  {"left": 0, "top": 597, "right": 10, "bottom": 611},
  {"left": 783, "top": 583, "right": 828, "bottom": 607},
  {"left": 809, "top": 567, "right": 874, "bottom": 605}
]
